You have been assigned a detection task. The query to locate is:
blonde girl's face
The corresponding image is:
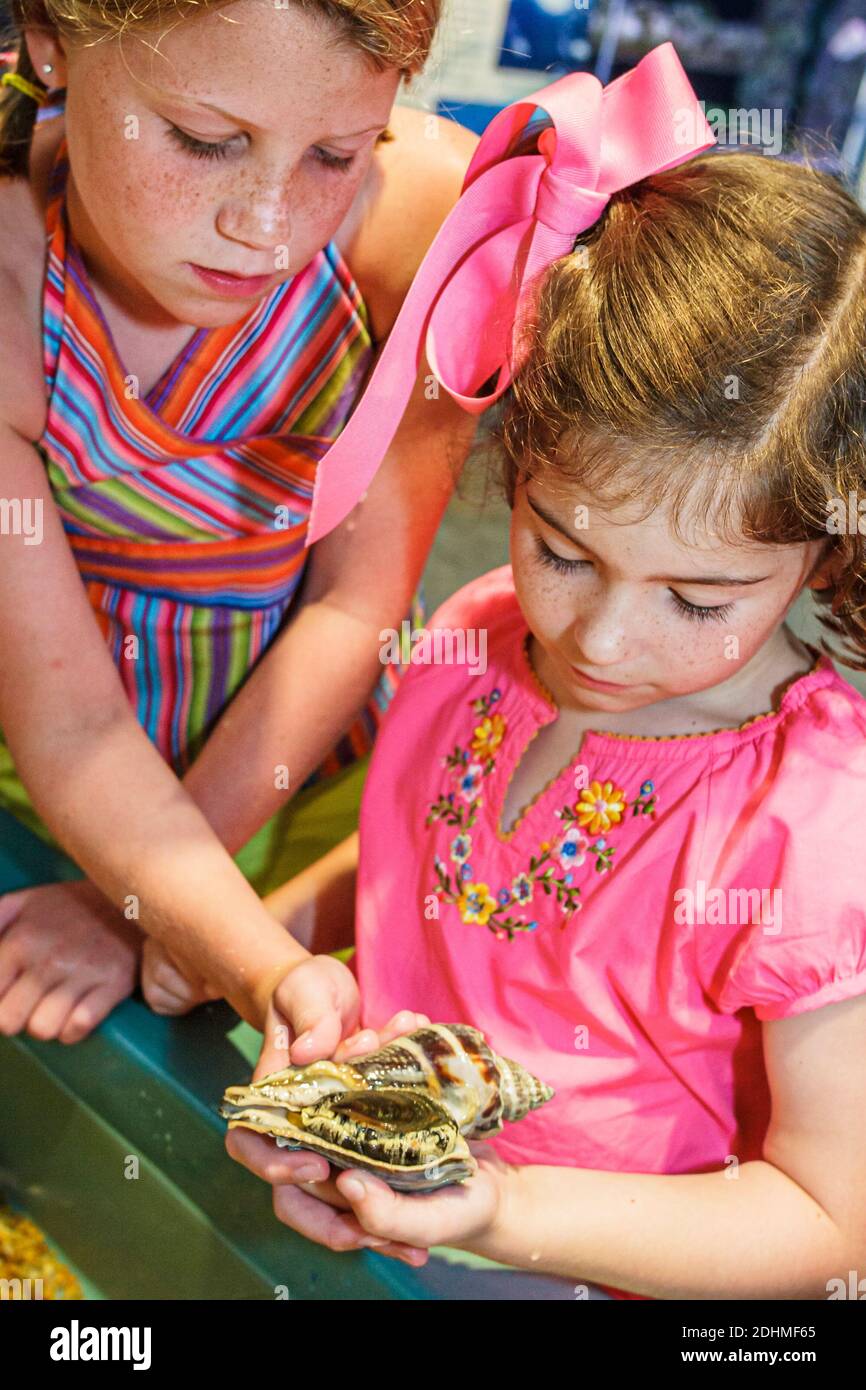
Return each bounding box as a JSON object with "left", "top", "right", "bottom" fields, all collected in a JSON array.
[
  {"left": 510, "top": 474, "right": 832, "bottom": 716},
  {"left": 44, "top": 0, "right": 400, "bottom": 326}
]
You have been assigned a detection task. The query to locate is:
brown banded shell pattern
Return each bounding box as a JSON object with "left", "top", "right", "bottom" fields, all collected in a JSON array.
[{"left": 223, "top": 1023, "right": 554, "bottom": 1141}]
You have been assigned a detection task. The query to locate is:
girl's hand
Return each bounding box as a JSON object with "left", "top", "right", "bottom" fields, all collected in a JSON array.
[
  {"left": 254, "top": 954, "right": 367, "bottom": 1079},
  {"left": 228, "top": 1008, "right": 450, "bottom": 1264},
  {"left": 141, "top": 937, "right": 222, "bottom": 1015},
  {"left": 228, "top": 1126, "right": 515, "bottom": 1267},
  {"left": 0, "top": 880, "right": 141, "bottom": 1042}
]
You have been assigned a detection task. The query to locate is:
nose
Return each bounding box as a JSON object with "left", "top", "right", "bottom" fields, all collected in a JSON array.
[
  {"left": 571, "top": 586, "right": 633, "bottom": 668},
  {"left": 216, "top": 173, "right": 295, "bottom": 253}
]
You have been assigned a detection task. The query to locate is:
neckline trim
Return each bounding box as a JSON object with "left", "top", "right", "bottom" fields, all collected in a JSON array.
[
  {"left": 494, "top": 629, "right": 833, "bottom": 841},
  {"left": 516, "top": 628, "right": 833, "bottom": 745}
]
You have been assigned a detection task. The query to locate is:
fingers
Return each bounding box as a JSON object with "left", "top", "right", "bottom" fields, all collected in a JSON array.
[
  {"left": 381, "top": 1010, "right": 432, "bottom": 1043},
  {"left": 226, "top": 1127, "right": 332, "bottom": 1188},
  {"left": 141, "top": 939, "right": 210, "bottom": 1016},
  {"left": 271, "top": 1178, "right": 426, "bottom": 1263},
  {"left": 24, "top": 979, "right": 90, "bottom": 1041},
  {"left": 334, "top": 1011, "right": 432, "bottom": 1062},
  {"left": 334, "top": 1169, "right": 431, "bottom": 1262},
  {"left": 0, "top": 968, "right": 62, "bottom": 1036},
  {"left": 0, "top": 890, "right": 26, "bottom": 937},
  {"left": 271, "top": 1179, "right": 390, "bottom": 1253},
  {"left": 332, "top": 1027, "right": 380, "bottom": 1063},
  {"left": 272, "top": 961, "right": 359, "bottom": 1067},
  {"left": 0, "top": 936, "right": 24, "bottom": 999},
  {"left": 57, "top": 984, "right": 123, "bottom": 1044}
]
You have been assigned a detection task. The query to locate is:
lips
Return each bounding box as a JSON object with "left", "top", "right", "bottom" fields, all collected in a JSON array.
[
  {"left": 189, "top": 262, "right": 278, "bottom": 298},
  {"left": 194, "top": 264, "right": 271, "bottom": 281},
  {"left": 571, "top": 665, "right": 630, "bottom": 690}
]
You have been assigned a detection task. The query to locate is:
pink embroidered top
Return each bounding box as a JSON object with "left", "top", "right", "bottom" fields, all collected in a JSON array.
[{"left": 354, "top": 566, "right": 866, "bottom": 1189}]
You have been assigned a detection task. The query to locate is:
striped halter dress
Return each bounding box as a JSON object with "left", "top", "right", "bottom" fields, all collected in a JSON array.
[{"left": 0, "top": 124, "right": 412, "bottom": 847}]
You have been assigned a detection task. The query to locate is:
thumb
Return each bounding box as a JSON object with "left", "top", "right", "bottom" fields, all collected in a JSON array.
[
  {"left": 253, "top": 995, "right": 294, "bottom": 1081},
  {"left": 274, "top": 966, "right": 353, "bottom": 1067}
]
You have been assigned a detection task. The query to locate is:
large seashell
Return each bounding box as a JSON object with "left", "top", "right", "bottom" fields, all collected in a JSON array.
[{"left": 220, "top": 1023, "right": 554, "bottom": 1192}]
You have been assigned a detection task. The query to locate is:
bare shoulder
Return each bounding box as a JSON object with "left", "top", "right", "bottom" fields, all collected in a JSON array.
[
  {"left": 336, "top": 106, "right": 480, "bottom": 342},
  {"left": 0, "top": 116, "right": 62, "bottom": 440}
]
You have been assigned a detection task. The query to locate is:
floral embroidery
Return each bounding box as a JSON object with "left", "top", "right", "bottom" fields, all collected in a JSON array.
[{"left": 426, "top": 689, "right": 658, "bottom": 941}]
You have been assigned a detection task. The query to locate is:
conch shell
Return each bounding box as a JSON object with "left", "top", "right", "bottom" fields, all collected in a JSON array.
[{"left": 220, "top": 1023, "right": 553, "bottom": 1191}]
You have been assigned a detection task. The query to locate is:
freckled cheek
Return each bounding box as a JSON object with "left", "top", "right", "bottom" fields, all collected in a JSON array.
[
  {"left": 297, "top": 177, "right": 364, "bottom": 247},
  {"left": 90, "top": 152, "right": 205, "bottom": 255},
  {"left": 512, "top": 545, "right": 570, "bottom": 645},
  {"left": 661, "top": 611, "right": 765, "bottom": 692}
]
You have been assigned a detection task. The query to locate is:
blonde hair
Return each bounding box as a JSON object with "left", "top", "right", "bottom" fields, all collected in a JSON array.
[
  {"left": 0, "top": 0, "right": 441, "bottom": 178},
  {"left": 488, "top": 147, "right": 866, "bottom": 671}
]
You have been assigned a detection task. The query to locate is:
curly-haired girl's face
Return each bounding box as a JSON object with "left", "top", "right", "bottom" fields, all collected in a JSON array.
[
  {"left": 510, "top": 475, "right": 832, "bottom": 717},
  {"left": 39, "top": 0, "right": 399, "bottom": 328}
]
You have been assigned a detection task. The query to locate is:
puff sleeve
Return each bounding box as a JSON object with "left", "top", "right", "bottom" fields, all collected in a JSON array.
[{"left": 694, "top": 690, "right": 866, "bottom": 1021}]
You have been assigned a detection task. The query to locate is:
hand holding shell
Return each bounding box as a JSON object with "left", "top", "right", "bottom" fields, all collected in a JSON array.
[{"left": 220, "top": 1023, "right": 553, "bottom": 1192}]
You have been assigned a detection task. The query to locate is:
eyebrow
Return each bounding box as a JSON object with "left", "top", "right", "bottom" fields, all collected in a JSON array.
[
  {"left": 153, "top": 88, "right": 389, "bottom": 139},
  {"left": 526, "top": 492, "right": 771, "bottom": 587}
]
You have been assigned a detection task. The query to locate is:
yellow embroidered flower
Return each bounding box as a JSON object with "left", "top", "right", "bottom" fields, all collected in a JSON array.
[
  {"left": 576, "top": 779, "right": 626, "bottom": 834},
  {"left": 457, "top": 882, "right": 498, "bottom": 926},
  {"left": 470, "top": 713, "right": 506, "bottom": 760}
]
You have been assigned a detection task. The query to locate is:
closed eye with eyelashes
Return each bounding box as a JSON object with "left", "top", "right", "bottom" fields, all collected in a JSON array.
[
  {"left": 533, "top": 535, "right": 737, "bottom": 625},
  {"left": 163, "top": 121, "right": 356, "bottom": 171}
]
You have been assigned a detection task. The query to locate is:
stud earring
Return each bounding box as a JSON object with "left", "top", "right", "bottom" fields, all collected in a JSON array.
[{"left": 42, "top": 64, "right": 54, "bottom": 75}]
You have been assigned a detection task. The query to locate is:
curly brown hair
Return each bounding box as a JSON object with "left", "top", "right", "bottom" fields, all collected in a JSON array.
[
  {"left": 0, "top": 0, "right": 441, "bottom": 178},
  {"left": 487, "top": 147, "right": 866, "bottom": 671}
]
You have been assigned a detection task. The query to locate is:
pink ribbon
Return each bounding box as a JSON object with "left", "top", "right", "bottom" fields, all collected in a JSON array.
[{"left": 306, "top": 41, "right": 716, "bottom": 544}]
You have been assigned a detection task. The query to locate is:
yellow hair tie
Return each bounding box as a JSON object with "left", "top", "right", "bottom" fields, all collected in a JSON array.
[{"left": 1, "top": 72, "right": 49, "bottom": 105}]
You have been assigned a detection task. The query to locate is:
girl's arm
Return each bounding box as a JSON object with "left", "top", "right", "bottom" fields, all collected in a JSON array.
[
  {"left": 250, "top": 991, "right": 866, "bottom": 1291},
  {"left": 182, "top": 351, "right": 478, "bottom": 853},
  {"left": 262, "top": 830, "right": 359, "bottom": 955},
  {"left": 469, "top": 993, "right": 866, "bottom": 1298},
  {"left": 179, "top": 119, "right": 482, "bottom": 854},
  {"left": 0, "top": 418, "right": 308, "bottom": 1023}
]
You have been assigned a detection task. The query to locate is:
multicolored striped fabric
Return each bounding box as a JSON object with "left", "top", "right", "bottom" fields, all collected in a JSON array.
[{"left": 0, "top": 122, "right": 418, "bottom": 846}]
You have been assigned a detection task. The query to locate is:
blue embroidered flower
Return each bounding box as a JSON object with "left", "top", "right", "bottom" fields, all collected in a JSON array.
[
  {"left": 457, "top": 763, "right": 484, "bottom": 803},
  {"left": 450, "top": 833, "right": 471, "bottom": 864},
  {"left": 511, "top": 872, "right": 533, "bottom": 905},
  {"left": 640, "top": 780, "right": 654, "bottom": 797},
  {"left": 497, "top": 888, "right": 511, "bottom": 905},
  {"left": 460, "top": 862, "right": 473, "bottom": 880}
]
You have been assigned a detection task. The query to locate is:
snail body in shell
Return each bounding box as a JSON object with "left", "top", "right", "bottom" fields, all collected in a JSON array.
[{"left": 220, "top": 1023, "right": 554, "bottom": 1192}]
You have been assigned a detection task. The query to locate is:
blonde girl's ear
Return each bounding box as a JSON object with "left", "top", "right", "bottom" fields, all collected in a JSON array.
[{"left": 20, "top": 24, "right": 69, "bottom": 94}]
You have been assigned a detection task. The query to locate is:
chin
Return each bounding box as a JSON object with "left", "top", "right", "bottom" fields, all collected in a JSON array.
[{"left": 171, "top": 288, "right": 260, "bottom": 327}]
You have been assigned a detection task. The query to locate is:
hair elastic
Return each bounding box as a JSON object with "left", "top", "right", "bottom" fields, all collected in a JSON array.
[{"left": 1, "top": 72, "right": 49, "bottom": 105}]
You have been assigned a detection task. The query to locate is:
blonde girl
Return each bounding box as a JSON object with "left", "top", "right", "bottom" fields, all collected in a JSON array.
[{"left": 0, "top": 0, "right": 477, "bottom": 1050}]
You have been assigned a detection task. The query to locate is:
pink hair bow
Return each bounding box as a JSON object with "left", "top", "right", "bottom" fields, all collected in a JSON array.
[{"left": 306, "top": 41, "right": 716, "bottom": 544}]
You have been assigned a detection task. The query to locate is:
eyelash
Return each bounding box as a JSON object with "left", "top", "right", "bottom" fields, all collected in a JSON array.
[
  {"left": 164, "top": 123, "right": 355, "bottom": 171},
  {"left": 533, "top": 536, "right": 736, "bottom": 624}
]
